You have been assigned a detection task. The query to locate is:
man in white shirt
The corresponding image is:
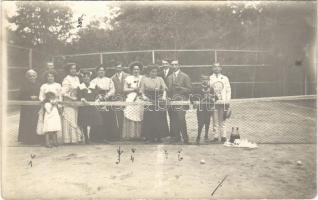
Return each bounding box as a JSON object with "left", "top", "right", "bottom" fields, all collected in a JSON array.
[{"left": 209, "top": 62, "right": 231, "bottom": 142}]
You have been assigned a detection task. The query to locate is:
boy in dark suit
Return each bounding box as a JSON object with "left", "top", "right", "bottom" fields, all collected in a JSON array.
[
  {"left": 190, "top": 75, "right": 217, "bottom": 144},
  {"left": 166, "top": 60, "right": 192, "bottom": 144}
]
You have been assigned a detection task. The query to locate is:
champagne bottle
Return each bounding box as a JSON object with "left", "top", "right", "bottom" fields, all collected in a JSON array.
[
  {"left": 236, "top": 127, "right": 241, "bottom": 140},
  {"left": 229, "top": 127, "right": 235, "bottom": 143}
]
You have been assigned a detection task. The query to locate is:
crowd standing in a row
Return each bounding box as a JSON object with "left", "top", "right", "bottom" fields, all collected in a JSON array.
[{"left": 17, "top": 60, "right": 231, "bottom": 147}]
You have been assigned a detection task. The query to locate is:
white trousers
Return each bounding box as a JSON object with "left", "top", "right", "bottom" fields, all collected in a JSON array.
[{"left": 212, "top": 105, "right": 227, "bottom": 139}]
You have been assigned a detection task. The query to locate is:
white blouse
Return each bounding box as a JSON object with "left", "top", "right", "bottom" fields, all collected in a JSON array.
[
  {"left": 62, "top": 75, "right": 81, "bottom": 99},
  {"left": 39, "top": 83, "right": 62, "bottom": 102},
  {"left": 124, "top": 75, "right": 143, "bottom": 90},
  {"left": 89, "top": 77, "right": 115, "bottom": 96}
]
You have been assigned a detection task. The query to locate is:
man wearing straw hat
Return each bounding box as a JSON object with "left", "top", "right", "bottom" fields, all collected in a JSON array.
[{"left": 209, "top": 62, "right": 231, "bottom": 142}]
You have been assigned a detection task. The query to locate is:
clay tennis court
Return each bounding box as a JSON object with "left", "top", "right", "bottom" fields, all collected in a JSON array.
[{"left": 3, "top": 96, "right": 316, "bottom": 198}]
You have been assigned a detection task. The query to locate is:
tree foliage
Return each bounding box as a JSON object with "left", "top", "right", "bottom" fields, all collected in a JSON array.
[{"left": 7, "top": 2, "right": 74, "bottom": 54}]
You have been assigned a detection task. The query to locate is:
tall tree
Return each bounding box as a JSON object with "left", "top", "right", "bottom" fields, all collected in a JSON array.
[{"left": 7, "top": 2, "right": 74, "bottom": 54}]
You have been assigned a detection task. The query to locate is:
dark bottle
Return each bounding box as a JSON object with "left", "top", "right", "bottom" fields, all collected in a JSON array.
[
  {"left": 229, "top": 127, "right": 235, "bottom": 143},
  {"left": 236, "top": 127, "right": 241, "bottom": 140}
]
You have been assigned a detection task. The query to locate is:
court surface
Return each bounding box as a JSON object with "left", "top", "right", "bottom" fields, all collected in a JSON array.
[{"left": 2, "top": 97, "right": 317, "bottom": 199}]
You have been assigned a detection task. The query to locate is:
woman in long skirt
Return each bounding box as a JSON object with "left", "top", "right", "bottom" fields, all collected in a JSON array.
[
  {"left": 122, "top": 62, "right": 144, "bottom": 139},
  {"left": 61, "top": 63, "right": 82, "bottom": 144},
  {"left": 18, "top": 69, "right": 42, "bottom": 145},
  {"left": 77, "top": 71, "right": 103, "bottom": 144},
  {"left": 140, "top": 65, "right": 169, "bottom": 142},
  {"left": 89, "top": 65, "right": 119, "bottom": 142}
]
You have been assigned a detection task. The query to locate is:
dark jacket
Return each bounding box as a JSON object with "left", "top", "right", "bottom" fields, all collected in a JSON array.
[
  {"left": 111, "top": 72, "right": 129, "bottom": 100},
  {"left": 166, "top": 70, "right": 192, "bottom": 101},
  {"left": 158, "top": 68, "right": 173, "bottom": 85}
]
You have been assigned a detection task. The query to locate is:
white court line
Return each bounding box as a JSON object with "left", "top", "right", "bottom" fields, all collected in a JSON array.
[
  {"left": 284, "top": 102, "right": 316, "bottom": 111},
  {"left": 155, "top": 145, "right": 164, "bottom": 191},
  {"left": 286, "top": 110, "right": 316, "bottom": 122}
]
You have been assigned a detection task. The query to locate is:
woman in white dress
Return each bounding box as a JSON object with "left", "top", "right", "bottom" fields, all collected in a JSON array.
[
  {"left": 122, "top": 62, "right": 144, "bottom": 139},
  {"left": 61, "top": 63, "right": 82, "bottom": 144}
]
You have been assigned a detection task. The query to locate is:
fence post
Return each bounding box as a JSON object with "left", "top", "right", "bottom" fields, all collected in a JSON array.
[
  {"left": 29, "top": 48, "right": 32, "bottom": 69},
  {"left": 214, "top": 50, "right": 218, "bottom": 63},
  {"left": 152, "top": 50, "right": 155, "bottom": 64},
  {"left": 100, "top": 53, "right": 103, "bottom": 65}
]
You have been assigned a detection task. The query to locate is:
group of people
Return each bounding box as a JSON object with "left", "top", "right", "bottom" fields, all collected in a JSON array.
[{"left": 17, "top": 59, "right": 231, "bottom": 147}]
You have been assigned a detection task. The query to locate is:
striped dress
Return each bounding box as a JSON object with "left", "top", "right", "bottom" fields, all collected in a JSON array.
[{"left": 62, "top": 75, "right": 82, "bottom": 144}]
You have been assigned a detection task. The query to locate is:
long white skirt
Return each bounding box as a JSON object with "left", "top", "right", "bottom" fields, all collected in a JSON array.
[{"left": 62, "top": 105, "right": 82, "bottom": 144}]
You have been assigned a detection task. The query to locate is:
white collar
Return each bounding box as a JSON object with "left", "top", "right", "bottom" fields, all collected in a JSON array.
[
  {"left": 174, "top": 69, "right": 180, "bottom": 76},
  {"left": 212, "top": 73, "right": 222, "bottom": 78}
]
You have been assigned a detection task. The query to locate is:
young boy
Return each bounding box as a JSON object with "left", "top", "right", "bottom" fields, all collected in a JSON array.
[
  {"left": 209, "top": 62, "right": 231, "bottom": 142},
  {"left": 191, "top": 75, "right": 217, "bottom": 144}
]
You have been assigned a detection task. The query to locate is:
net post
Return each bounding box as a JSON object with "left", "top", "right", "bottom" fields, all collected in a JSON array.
[
  {"left": 100, "top": 53, "right": 103, "bottom": 65},
  {"left": 152, "top": 50, "right": 155, "bottom": 64},
  {"left": 29, "top": 48, "right": 32, "bottom": 69},
  {"left": 304, "top": 73, "right": 308, "bottom": 95}
]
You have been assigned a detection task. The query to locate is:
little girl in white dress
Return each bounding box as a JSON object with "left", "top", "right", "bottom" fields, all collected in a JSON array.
[{"left": 42, "top": 92, "right": 62, "bottom": 148}]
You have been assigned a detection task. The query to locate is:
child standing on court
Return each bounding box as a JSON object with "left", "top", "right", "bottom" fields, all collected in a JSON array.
[
  {"left": 191, "top": 75, "right": 217, "bottom": 144},
  {"left": 42, "top": 92, "right": 62, "bottom": 148}
]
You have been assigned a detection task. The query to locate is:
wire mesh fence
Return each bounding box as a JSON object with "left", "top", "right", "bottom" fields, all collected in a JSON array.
[
  {"left": 52, "top": 49, "right": 315, "bottom": 98},
  {"left": 7, "top": 45, "right": 51, "bottom": 100}
]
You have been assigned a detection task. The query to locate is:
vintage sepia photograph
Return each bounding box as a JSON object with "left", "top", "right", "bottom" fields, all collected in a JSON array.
[{"left": 1, "top": 1, "right": 317, "bottom": 199}]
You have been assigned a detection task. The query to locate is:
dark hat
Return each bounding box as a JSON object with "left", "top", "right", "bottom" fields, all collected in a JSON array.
[
  {"left": 96, "top": 65, "right": 106, "bottom": 71},
  {"left": 82, "top": 71, "right": 93, "bottom": 77},
  {"left": 145, "top": 64, "right": 160, "bottom": 74},
  {"left": 65, "top": 63, "right": 79, "bottom": 72}
]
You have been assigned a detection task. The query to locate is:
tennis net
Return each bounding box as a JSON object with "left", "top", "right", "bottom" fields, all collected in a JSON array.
[{"left": 7, "top": 95, "right": 316, "bottom": 145}]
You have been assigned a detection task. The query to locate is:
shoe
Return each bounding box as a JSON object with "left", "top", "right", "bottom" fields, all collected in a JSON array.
[
  {"left": 221, "top": 137, "right": 227, "bottom": 142},
  {"left": 45, "top": 144, "right": 53, "bottom": 148},
  {"left": 171, "top": 137, "right": 181, "bottom": 143},
  {"left": 211, "top": 138, "right": 219, "bottom": 143},
  {"left": 183, "top": 140, "right": 190, "bottom": 145},
  {"left": 53, "top": 143, "right": 59, "bottom": 147},
  {"left": 156, "top": 138, "right": 163, "bottom": 143},
  {"left": 196, "top": 137, "right": 200, "bottom": 145}
]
